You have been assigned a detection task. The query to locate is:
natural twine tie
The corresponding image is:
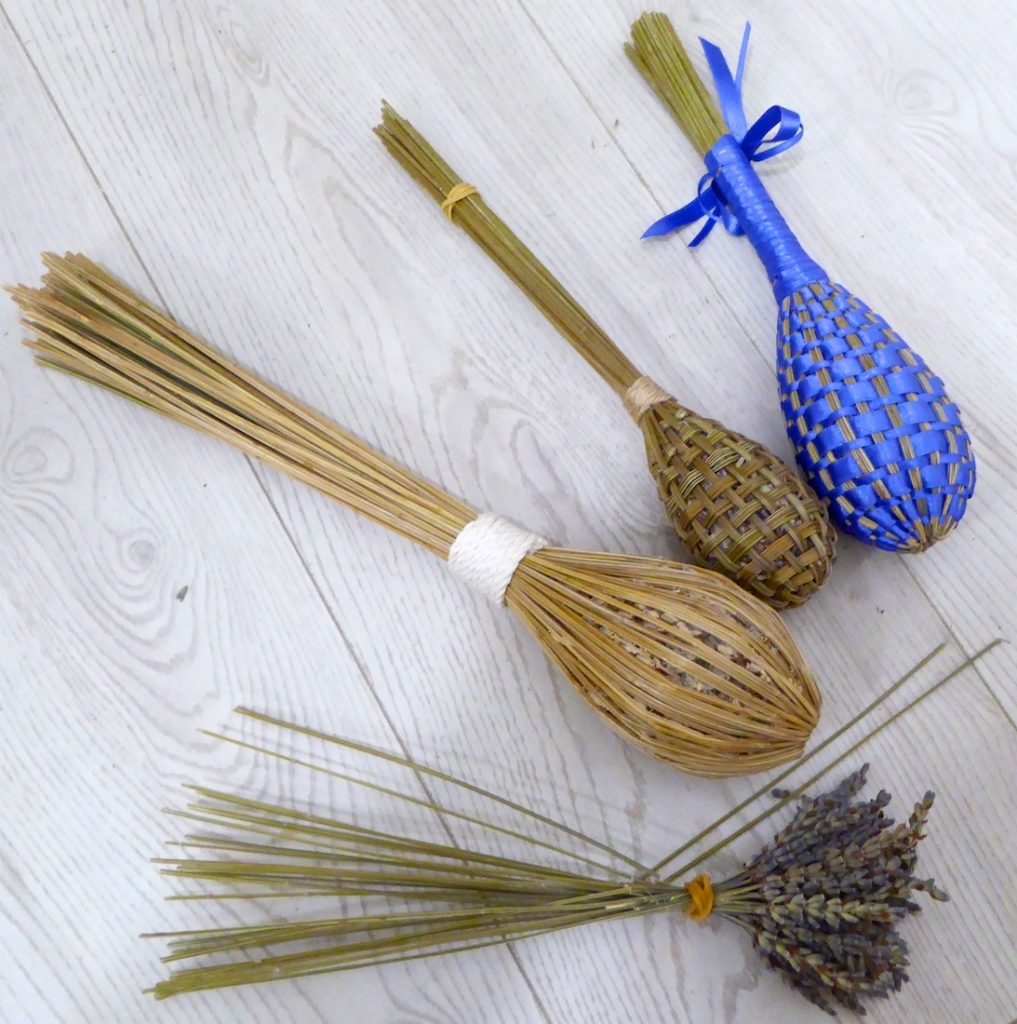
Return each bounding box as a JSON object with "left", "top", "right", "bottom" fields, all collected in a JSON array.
[
  {"left": 441, "top": 182, "right": 479, "bottom": 219},
  {"left": 447, "top": 513, "right": 549, "bottom": 606},
  {"left": 685, "top": 873, "right": 714, "bottom": 922},
  {"left": 622, "top": 375, "right": 671, "bottom": 421}
]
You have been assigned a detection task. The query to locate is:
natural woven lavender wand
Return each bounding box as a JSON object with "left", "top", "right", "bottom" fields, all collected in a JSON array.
[
  {"left": 627, "top": 16, "right": 975, "bottom": 553},
  {"left": 376, "top": 103, "right": 835, "bottom": 609}
]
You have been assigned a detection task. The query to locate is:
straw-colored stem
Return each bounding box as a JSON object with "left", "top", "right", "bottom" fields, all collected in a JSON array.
[
  {"left": 376, "top": 104, "right": 837, "bottom": 611},
  {"left": 10, "top": 251, "right": 822, "bottom": 777},
  {"left": 626, "top": 13, "right": 726, "bottom": 156},
  {"left": 375, "top": 102, "right": 641, "bottom": 397},
  {"left": 9, "top": 254, "right": 474, "bottom": 559}
]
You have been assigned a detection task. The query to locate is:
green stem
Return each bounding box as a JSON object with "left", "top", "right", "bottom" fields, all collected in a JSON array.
[
  {"left": 202, "top": 728, "right": 627, "bottom": 877},
  {"left": 644, "top": 642, "right": 947, "bottom": 878},
  {"left": 663, "top": 640, "right": 1000, "bottom": 883},
  {"left": 235, "top": 707, "right": 646, "bottom": 871}
]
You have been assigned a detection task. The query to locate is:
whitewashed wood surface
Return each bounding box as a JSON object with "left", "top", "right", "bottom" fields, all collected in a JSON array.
[{"left": 1, "top": 1, "right": 1015, "bottom": 1021}]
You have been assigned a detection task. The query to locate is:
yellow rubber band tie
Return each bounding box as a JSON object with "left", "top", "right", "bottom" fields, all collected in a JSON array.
[
  {"left": 685, "top": 873, "right": 714, "bottom": 922},
  {"left": 441, "top": 182, "right": 479, "bottom": 219}
]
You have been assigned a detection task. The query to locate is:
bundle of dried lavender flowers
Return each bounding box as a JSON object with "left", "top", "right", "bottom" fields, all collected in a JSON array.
[
  {"left": 713, "top": 765, "right": 946, "bottom": 1014},
  {"left": 147, "top": 642, "right": 995, "bottom": 1012}
]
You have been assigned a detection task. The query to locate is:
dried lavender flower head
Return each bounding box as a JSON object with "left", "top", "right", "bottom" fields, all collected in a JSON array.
[{"left": 716, "top": 765, "right": 949, "bottom": 1016}]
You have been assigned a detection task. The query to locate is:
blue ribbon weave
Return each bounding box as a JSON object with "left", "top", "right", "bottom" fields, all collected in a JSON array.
[{"left": 641, "top": 22, "right": 976, "bottom": 551}]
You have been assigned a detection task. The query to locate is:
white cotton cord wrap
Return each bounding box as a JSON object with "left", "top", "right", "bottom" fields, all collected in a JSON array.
[
  {"left": 447, "top": 513, "right": 550, "bottom": 606},
  {"left": 623, "top": 375, "right": 672, "bottom": 421}
]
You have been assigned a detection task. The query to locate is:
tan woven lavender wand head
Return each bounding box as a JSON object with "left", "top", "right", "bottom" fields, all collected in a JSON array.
[
  {"left": 375, "top": 103, "right": 836, "bottom": 609},
  {"left": 11, "top": 252, "right": 819, "bottom": 776}
]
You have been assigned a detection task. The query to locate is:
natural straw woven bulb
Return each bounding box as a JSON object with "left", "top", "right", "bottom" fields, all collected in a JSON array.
[
  {"left": 376, "top": 104, "right": 835, "bottom": 608},
  {"left": 11, "top": 253, "right": 820, "bottom": 777},
  {"left": 623, "top": 374, "right": 833, "bottom": 603},
  {"left": 626, "top": 14, "right": 975, "bottom": 552}
]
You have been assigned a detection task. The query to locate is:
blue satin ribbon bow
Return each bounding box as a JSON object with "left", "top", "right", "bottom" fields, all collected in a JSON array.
[{"left": 642, "top": 24, "right": 803, "bottom": 245}]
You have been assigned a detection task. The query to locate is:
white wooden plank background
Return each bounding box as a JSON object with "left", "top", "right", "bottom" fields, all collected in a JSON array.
[{"left": 1, "top": 1, "right": 1014, "bottom": 1021}]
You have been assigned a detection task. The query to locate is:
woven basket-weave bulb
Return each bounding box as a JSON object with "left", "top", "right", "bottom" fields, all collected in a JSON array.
[
  {"left": 630, "top": 384, "right": 836, "bottom": 607},
  {"left": 776, "top": 280, "right": 974, "bottom": 551}
]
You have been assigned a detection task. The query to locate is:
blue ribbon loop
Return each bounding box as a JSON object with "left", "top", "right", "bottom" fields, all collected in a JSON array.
[{"left": 642, "top": 24, "right": 803, "bottom": 244}]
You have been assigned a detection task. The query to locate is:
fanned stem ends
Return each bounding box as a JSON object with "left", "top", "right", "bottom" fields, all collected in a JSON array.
[
  {"left": 375, "top": 102, "right": 642, "bottom": 397},
  {"left": 9, "top": 253, "right": 475, "bottom": 559},
  {"left": 232, "top": 708, "right": 646, "bottom": 873},
  {"left": 627, "top": 13, "right": 726, "bottom": 156},
  {"left": 149, "top": 709, "right": 681, "bottom": 998}
]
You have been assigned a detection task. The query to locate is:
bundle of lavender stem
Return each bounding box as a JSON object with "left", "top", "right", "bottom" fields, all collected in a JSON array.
[
  {"left": 376, "top": 104, "right": 835, "bottom": 609},
  {"left": 145, "top": 640, "right": 995, "bottom": 1012},
  {"left": 11, "top": 253, "right": 819, "bottom": 777}
]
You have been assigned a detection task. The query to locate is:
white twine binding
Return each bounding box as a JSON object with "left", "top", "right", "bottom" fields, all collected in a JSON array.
[
  {"left": 623, "top": 375, "right": 671, "bottom": 421},
  {"left": 447, "top": 513, "right": 550, "bottom": 607}
]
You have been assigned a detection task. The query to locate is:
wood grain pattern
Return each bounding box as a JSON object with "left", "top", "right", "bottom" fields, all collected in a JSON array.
[{"left": 0, "top": 1, "right": 1014, "bottom": 1021}]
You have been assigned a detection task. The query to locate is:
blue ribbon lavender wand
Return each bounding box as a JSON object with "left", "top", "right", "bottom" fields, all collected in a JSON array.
[{"left": 631, "top": 18, "right": 975, "bottom": 553}]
